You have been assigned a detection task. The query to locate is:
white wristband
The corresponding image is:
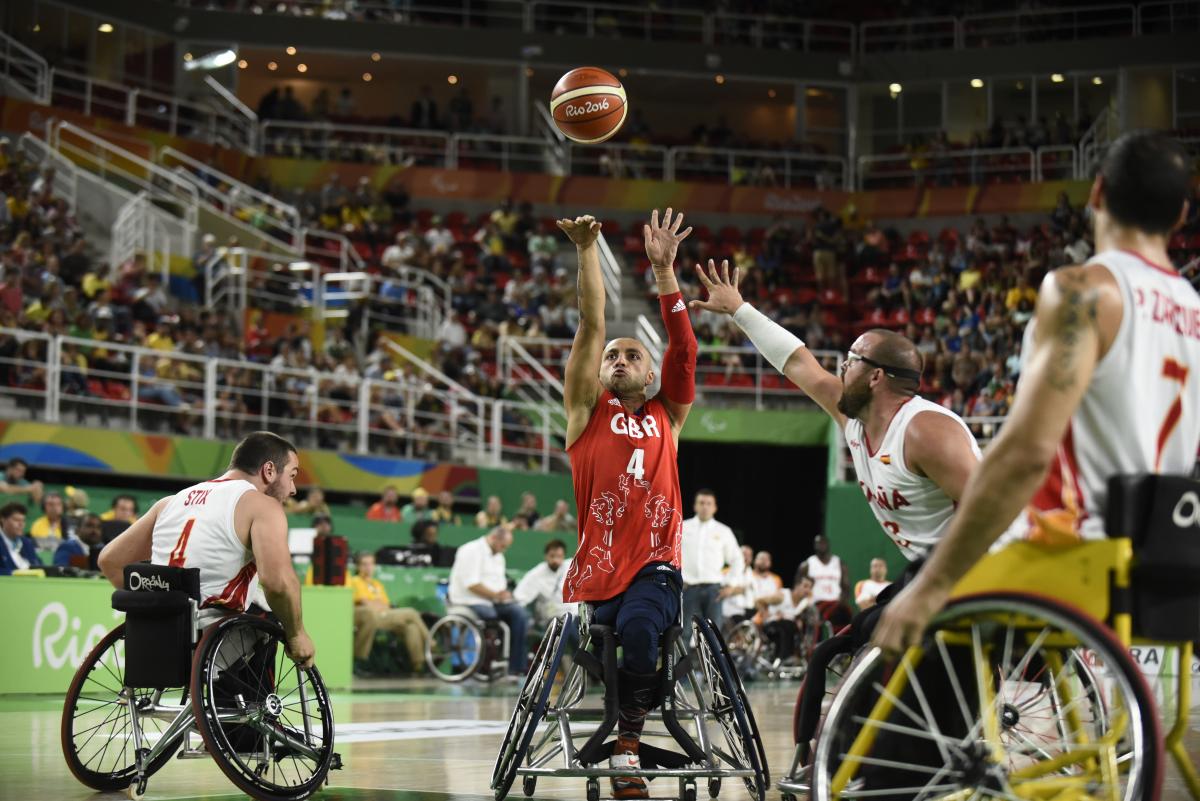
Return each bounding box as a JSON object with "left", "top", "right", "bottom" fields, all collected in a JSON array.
[{"left": 731, "top": 302, "right": 805, "bottom": 374}]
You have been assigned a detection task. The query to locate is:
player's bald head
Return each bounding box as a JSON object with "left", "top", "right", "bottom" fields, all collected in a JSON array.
[
  {"left": 861, "top": 329, "right": 923, "bottom": 394},
  {"left": 603, "top": 337, "right": 650, "bottom": 360}
]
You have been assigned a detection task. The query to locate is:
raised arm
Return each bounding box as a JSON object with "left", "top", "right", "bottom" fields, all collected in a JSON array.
[
  {"left": 644, "top": 208, "right": 696, "bottom": 437},
  {"left": 559, "top": 215, "right": 605, "bottom": 449},
  {"left": 690, "top": 260, "right": 846, "bottom": 427}
]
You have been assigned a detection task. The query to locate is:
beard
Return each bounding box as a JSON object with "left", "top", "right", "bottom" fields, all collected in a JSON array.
[
  {"left": 836, "top": 378, "right": 872, "bottom": 419},
  {"left": 603, "top": 371, "right": 644, "bottom": 396},
  {"left": 263, "top": 476, "right": 289, "bottom": 503}
]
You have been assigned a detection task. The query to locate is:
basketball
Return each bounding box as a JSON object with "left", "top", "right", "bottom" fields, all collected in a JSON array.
[{"left": 549, "top": 67, "right": 627, "bottom": 145}]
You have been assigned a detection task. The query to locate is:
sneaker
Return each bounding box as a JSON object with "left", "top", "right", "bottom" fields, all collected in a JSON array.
[{"left": 609, "top": 735, "right": 648, "bottom": 799}]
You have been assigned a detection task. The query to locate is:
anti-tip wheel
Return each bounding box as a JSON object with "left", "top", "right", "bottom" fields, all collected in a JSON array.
[
  {"left": 586, "top": 777, "right": 600, "bottom": 801},
  {"left": 707, "top": 777, "right": 721, "bottom": 798},
  {"left": 522, "top": 775, "right": 537, "bottom": 796}
]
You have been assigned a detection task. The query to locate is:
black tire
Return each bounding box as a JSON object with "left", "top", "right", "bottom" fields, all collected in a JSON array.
[
  {"left": 490, "top": 615, "right": 568, "bottom": 801},
  {"left": 426, "top": 614, "right": 484, "bottom": 682},
  {"left": 707, "top": 776, "right": 721, "bottom": 798},
  {"left": 61, "top": 623, "right": 185, "bottom": 792},
  {"left": 522, "top": 775, "right": 537, "bottom": 796},
  {"left": 811, "top": 592, "right": 1163, "bottom": 801},
  {"left": 191, "top": 615, "right": 336, "bottom": 801},
  {"left": 694, "top": 617, "right": 768, "bottom": 801}
]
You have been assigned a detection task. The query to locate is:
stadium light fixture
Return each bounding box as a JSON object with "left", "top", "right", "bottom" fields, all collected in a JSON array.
[
  {"left": 715, "top": 74, "right": 726, "bottom": 85},
  {"left": 970, "top": 78, "right": 984, "bottom": 89},
  {"left": 97, "top": 23, "right": 114, "bottom": 33},
  {"left": 371, "top": 52, "right": 381, "bottom": 62},
  {"left": 286, "top": 46, "right": 297, "bottom": 55},
  {"left": 183, "top": 52, "right": 193, "bottom": 62},
  {"left": 1051, "top": 73, "right": 1065, "bottom": 83},
  {"left": 363, "top": 72, "right": 373, "bottom": 82},
  {"left": 268, "top": 61, "right": 278, "bottom": 71},
  {"left": 297, "top": 63, "right": 307, "bottom": 73},
  {"left": 768, "top": 88, "right": 777, "bottom": 98},
  {"left": 1093, "top": 76, "right": 1103, "bottom": 85},
  {"left": 888, "top": 82, "right": 902, "bottom": 97},
  {"left": 183, "top": 49, "right": 237, "bottom": 71},
  {"left": 447, "top": 74, "right": 458, "bottom": 85}
]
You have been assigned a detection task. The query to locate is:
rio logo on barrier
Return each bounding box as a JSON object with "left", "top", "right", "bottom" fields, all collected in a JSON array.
[{"left": 33, "top": 602, "right": 120, "bottom": 671}]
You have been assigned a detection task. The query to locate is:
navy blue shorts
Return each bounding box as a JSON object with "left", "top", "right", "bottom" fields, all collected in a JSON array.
[{"left": 591, "top": 563, "right": 682, "bottom": 673}]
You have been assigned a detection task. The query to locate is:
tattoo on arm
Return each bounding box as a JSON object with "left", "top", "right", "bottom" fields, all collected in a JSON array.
[{"left": 1047, "top": 270, "right": 1100, "bottom": 392}]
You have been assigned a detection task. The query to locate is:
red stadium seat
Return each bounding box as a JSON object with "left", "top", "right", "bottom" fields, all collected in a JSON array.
[
  {"left": 914, "top": 307, "right": 936, "bottom": 325},
  {"left": 852, "top": 265, "right": 885, "bottom": 286}
]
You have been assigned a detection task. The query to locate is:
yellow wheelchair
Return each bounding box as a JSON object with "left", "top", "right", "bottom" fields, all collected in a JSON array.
[{"left": 808, "top": 473, "right": 1199, "bottom": 801}]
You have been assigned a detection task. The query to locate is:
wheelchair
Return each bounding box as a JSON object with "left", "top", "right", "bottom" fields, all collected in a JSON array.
[
  {"left": 61, "top": 562, "right": 340, "bottom": 801},
  {"left": 779, "top": 473, "right": 1200, "bottom": 801},
  {"left": 491, "top": 608, "right": 769, "bottom": 801},
  {"left": 725, "top": 612, "right": 831, "bottom": 681},
  {"left": 424, "top": 580, "right": 512, "bottom": 682}
]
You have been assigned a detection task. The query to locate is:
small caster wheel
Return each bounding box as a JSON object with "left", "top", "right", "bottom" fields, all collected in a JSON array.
[
  {"left": 586, "top": 777, "right": 600, "bottom": 801},
  {"left": 522, "top": 775, "right": 537, "bottom": 796},
  {"left": 708, "top": 777, "right": 721, "bottom": 798},
  {"left": 125, "top": 779, "right": 146, "bottom": 800},
  {"left": 683, "top": 779, "right": 697, "bottom": 801}
]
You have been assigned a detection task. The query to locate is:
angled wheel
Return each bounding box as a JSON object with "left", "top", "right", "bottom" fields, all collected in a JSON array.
[
  {"left": 491, "top": 614, "right": 569, "bottom": 801},
  {"left": 694, "top": 617, "right": 768, "bottom": 801},
  {"left": 811, "top": 592, "right": 1163, "bottom": 801},
  {"left": 426, "top": 614, "right": 484, "bottom": 682},
  {"left": 61, "top": 623, "right": 186, "bottom": 792},
  {"left": 191, "top": 615, "right": 336, "bottom": 801}
]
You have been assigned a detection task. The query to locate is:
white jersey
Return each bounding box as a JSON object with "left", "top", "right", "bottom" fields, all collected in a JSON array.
[
  {"left": 845, "top": 397, "right": 981, "bottom": 560},
  {"left": 1006, "top": 249, "right": 1200, "bottom": 543},
  {"left": 804, "top": 554, "right": 844, "bottom": 602},
  {"left": 151, "top": 478, "right": 258, "bottom": 616}
]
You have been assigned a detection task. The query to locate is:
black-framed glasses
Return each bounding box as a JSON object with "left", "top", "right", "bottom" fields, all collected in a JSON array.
[{"left": 839, "top": 350, "right": 921, "bottom": 382}]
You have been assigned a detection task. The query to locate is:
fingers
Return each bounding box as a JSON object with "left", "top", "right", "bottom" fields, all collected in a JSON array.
[
  {"left": 651, "top": 208, "right": 659, "bottom": 229},
  {"left": 693, "top": 262, "right": 714, "bottom": 288},
  {"left": 589, "top": 221, "right": 602, "bottom": 235},
  {"left": 688, "top": 299, "right": 714, "bottom": 312},
  {"left": 662, "top": 207, "right": 673, "bottom": 230},
  {"left": 669, "top": 210, "right": 683, "bottom": 234},
  {"left": 706, "top": 258, "right": 721, "bottom": 285},
  {"left": 675, "top": 225, "right": 693, "bottom": 241},
  {"left": 733, "top": 266, "right": 742, "bottom": 287},
  {"left": 643, "top": 224, "right": 652, "bottom": 244},
  {"left": 721, "top": 259, "right": 730, "bottom": 285}
]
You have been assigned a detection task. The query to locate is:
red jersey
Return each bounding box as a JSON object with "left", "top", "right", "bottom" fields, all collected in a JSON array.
[{"left": 563, "top": 390, "right": 683, "bottom": 603}]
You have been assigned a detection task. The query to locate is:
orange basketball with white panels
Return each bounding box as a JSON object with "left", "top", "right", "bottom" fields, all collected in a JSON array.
[{"left": 550, "top": 67, "right": 627, "bottom": 145}]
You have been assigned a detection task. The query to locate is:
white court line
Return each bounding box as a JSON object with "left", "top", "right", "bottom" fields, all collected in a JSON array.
[{"left": 335, "top": 719, "right": 511, "bottom": 743}]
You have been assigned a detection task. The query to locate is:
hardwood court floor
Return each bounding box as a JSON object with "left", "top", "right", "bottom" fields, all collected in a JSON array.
[{"left": 7, "top": 675, "right": 1198, "bottom": 801}]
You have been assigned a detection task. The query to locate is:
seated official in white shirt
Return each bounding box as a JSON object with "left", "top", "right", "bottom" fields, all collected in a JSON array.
[
  {"left": 680, "top": 489, "right": 744, "bottom": 635},
  {"left": 447, "top": 525, "right": 529, "bottom": 676},
  {"left": 854, "top": 557, "right": 892, "bottom": 610},
  {"left": 513, "top": 538, "right": 580, "bottom": 649}
]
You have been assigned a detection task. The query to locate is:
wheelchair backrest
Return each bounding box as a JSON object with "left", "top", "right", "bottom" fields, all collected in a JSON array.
[
  {"left": 122, "top": 561, "right": 201, "bottom": 600},
  {"left": 113, "top": 561, "right": 200, "bottom": 689},
  {"left": 1105, "top": 473, "right": 1200, "bottom": 641}
]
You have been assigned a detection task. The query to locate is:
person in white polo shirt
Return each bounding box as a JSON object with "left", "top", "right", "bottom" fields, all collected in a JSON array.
[
  {"left": 448, "top": 524, "right": 529, "bottom": 676},
  {"left": 680, "top": 489, "right": 744, "bottom": 638}
]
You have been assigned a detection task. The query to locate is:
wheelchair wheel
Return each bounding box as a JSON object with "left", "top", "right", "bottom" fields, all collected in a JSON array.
[
  {"left": 694, "top": 617, "right": 768, "bottom": 801},
  {"left": 426, "top": 614, "right": 483, "bottom": 682},
  {"left": 811, "top": 592, "right": 1163, "bottom": 801},
  {"left": 490, "top": 614, "right": 569, "bottom": 801},
  {"left": 191, "top": 615, "right": 336, "bottom": 801},
  {"left": 61, "top": 623, "right": 185, "bottom": 792},
  {"left": 724, "top": 620, "right": 763, "bottom": 678}
]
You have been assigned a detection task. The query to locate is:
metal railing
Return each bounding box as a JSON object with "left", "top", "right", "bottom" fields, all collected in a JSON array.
[
  {"left": 1138, "top": 1, "right": 1200, "bottom": 34},
  {"left": 450, "top": 133, "right": 561, "bottom": 174},
  {"left": 596, "top": 233, "right": 623, "bottom": 322},
  {"left": 319, "top": 269, "right": 450, "bottom": 341},
  {"left": 260, "top": 120, "right": 451, "bottom": 167},
  {"left": 0, "top": 30, "right": 49, "bottom": 103},
  {"left": 0, "top": 327, "right": 565, "bottom": 472},
  {"left": 961, "top": 4, "right": 1135, "bottom": 48},
  {"left": 497, "top": 336, "right": 567, "bottom": 413},
  {"left": 859, "top": 16, "right": 961, "bottom": 53},
  {"left": 202, "top": 75, "right": 259, "bottom": 154},
  {"left": 669, "top": 147, "right": 849, "bottom": 190},
  {"left": 1079, "top": 105, "right": 1120, "bottom": 177},
  {"left": 110, "top": 192, "right": 174, "bottom": 285},
  {"left": 856, "top": 146, "right": 1053, "bottom": 190},
  {"left": 160, "top": 146, "right": 303, "bottom": 250}
]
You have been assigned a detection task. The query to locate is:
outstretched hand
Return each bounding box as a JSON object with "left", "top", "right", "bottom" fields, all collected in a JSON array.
[
  {"left": 688, "top": 259, "right": 743, "bottom": 316},
  {"left": 643, "top": 207, "right": 693, "bottom": 268},
  {"left": 557, "top": 215, "right": 602, "bottom": 249}
]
